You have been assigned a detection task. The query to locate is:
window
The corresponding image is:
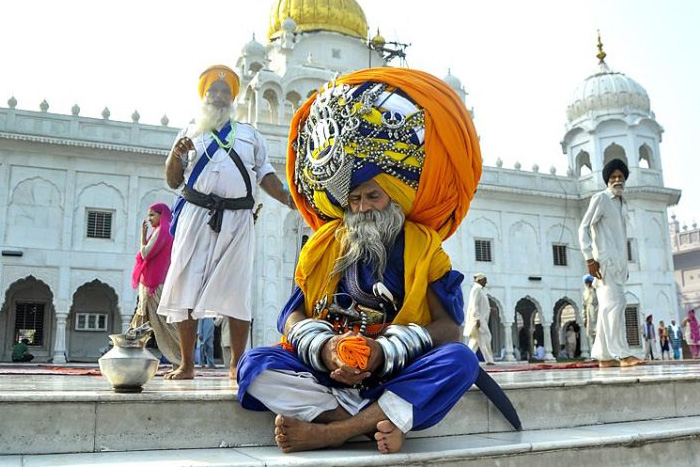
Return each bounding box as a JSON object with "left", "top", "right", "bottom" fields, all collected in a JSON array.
[
  {"left": 75, "top": 312, "right": 108, "bottom": 331},
  {"left": 624, "top": 305, "right": 641, "bottom": 347},
  {"left": 552, "top": 244, "right": 568, "bottom": 266},
  {"left": 14, "top": 302, "right": 45, "bottom": 346},
  {"left": 475, "top": 239, "right": 492, "bottom": 262},
  {"left": 627, "top": 239, "right": 635, "bottom": 262},
  {"left": 87, "top": 210, "right": 113, "bottom": 239}
]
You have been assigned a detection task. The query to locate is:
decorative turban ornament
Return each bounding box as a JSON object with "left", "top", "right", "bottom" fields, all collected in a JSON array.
[
  {"left": 198, "top": 64, "right": 240, "bottom": 100},
  {"left": 602, "top": 158, "right": 629, "bottom": 184},
  {"left": 287, "top": 67, "right": 482, "bottom": 240}
]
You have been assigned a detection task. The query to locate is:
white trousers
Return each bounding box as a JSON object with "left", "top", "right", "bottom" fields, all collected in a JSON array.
[
  {"left": 247, "top": 369, "right": 415, "bottom": 433},
  {"left": 591, "top": 274, "right": 632, "bottom": 361},
  {"left": 468, "top": 328, "right": 495, "bottom": 364}
]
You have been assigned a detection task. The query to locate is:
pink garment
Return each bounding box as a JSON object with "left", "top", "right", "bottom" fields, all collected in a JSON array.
[
  {"left": 131, "top": 203, "right": 173, "bottom": 296},
  {"left": 688, "top": 310, "right": 700, "bottom": 344}
]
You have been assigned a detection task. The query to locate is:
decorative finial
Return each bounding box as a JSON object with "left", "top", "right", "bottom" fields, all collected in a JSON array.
[
  {"left": 550, "top": 166, "right": 557, "bottom": 175},
  {"left": 40, "top": 99, "right": 49, "bottom": 112},
  {"left": 532, "top": 164, "right": 539, "bottom": 173},
  {"left": 514, "top": 161, "right": 521, "bottom": 171},
  {"left": 71, "top": 104, "right": 80, "bottom": 116},
  {"left": 596, "top": 30, "right": 607, "bottom": 63},
  {"left": 161, "top": 114, "right": 169, "bottom": 126},
  {"left": 131, "top": 110, "right": 140, "bottom": 123},
  {"left": 102, "top": 107, "right": 110, "bottom": 119},
  {"left": 496, "top": 157, "right": 503, "bottom": 168},
  {"left": 8, "top": 96, "right": 17, "bottom": 108}
]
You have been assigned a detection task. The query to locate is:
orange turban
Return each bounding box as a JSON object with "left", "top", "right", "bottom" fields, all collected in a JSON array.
[
  {"left": 287, "top": 67, "right": 482, "bottom": 240},
  {"left": 198, "top": 64, "right": 240, "bottom": 100}
]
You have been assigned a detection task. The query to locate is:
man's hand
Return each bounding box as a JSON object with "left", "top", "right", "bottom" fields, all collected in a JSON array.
[
  {"left": 321, "top": 332, "right": 372, "bottom": 386},
  {"left": 587, "top": 259, "right": 602, "bottom": 279},
  {"left": 173, "top": 137, "right": 195, "bottom": 158}
]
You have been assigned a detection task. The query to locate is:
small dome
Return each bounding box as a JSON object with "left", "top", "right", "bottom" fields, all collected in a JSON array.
[
  {"left": 443, "top": 69, "right": 462, "bottom": 91},
  {"left": 370, "top": 29, "right": 385, "bottom": 49},
  {"left": 281, "top": 17, "right": 296, "bottom": 32},
  {"left": 243, "top": 33, "right": 266, "bottom": 57}
]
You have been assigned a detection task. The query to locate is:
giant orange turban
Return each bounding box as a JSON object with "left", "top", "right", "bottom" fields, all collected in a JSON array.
[
  {"left": 198, "top": 64, "right": 240, "bottom": 100},
  {"left": 287, "top": 67, "right": 481, "bottom": 240}
]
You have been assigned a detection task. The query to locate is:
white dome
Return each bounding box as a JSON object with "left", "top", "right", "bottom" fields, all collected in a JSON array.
[
  {"left": 566, "top": 60, "right": 650, "bottom": 123},
  {"left": 443, "top": 69, "right": 462, "bottom": 91},
  {"left": 243, "top": 34, "right": 266, "bottom": 57}
]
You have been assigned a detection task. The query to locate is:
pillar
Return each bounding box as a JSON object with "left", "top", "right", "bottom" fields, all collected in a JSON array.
[
  {"left": 543, "top": 323, "right": 556, "bottom": 362},
  {"left": 52, "top": 313, "right": 68, "bottom": 364},
  {"left": 503, "top": 321, "right": 515, "bottom": 361}
]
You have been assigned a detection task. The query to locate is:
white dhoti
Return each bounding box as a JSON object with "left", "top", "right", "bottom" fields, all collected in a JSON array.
[
  {"left": 590, "top": 262, "right": 632, "bottom": 361},
  {"left": 468, "top": 328, "right": 495, "bottom": 364}
]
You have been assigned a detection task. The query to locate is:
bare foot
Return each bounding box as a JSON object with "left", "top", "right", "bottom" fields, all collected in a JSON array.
[
  {"left": 620, "top": 356, "right": 645, "bottom": 367},
  {"left": 598, "top": 360, "right": 620, "bottom": 368},
  {"left": 374, "top": 420, "right": 405, "bottom": 454},
  {"left": 274, "top": 414, "right": 344, "bottom": 453},
  {"left": 164, "top": 366, "right": 195, "bottom": 380}
]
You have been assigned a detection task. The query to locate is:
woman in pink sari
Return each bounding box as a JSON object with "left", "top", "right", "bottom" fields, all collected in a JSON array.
[
  {"left": 681, "top": 309, "right": 700, "bottom": 359},
  {"left": 131, "top": 203, "right": 181, "bottom": 367}
]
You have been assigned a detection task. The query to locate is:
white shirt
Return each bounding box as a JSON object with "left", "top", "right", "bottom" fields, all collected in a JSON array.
[
  {"left": 578, "top": 187, "right": 628, "bottom": 272},
  {"left": 464, "top": 282, "right": 490, "bottom": 336}
]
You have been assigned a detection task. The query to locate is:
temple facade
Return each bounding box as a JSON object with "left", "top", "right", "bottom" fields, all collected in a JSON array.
[{"left": 0, "top": 0, "right": 680, "bottom": 362}]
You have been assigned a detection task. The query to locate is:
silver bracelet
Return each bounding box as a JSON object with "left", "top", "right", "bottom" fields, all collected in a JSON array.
[
  {"left": 287, "top": 319, "right": 334, "bottom": 372},
  {"left": 375, "top": 323, "right": 433, "bottom": 378}
]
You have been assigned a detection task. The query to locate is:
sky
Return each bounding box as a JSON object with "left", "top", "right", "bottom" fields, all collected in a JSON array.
[{"left": 1, "top": 0, "right": 698, "bottom": 224}]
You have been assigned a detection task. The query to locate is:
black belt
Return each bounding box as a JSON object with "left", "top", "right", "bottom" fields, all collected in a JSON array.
[{"left": 182, "top": 185, "right": 254, "bottom": 233}]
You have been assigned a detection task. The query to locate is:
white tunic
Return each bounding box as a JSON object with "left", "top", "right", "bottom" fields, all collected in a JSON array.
[
  {"left": 464, "top": 282, "right": 494, "bottom": 363},
  {"left": 157, "top": 122, "right": 275, "bottom": 323},
  {"left": 578, "top": 187, "right": 632, "bottom": 360}
]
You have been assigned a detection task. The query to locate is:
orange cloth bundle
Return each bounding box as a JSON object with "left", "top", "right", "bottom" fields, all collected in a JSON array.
[{"left": 337, "top": 336, "right": 371, "bottom": 369}]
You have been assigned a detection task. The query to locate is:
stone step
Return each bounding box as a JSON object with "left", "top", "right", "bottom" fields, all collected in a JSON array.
[
  {"left": 4, "top": 416, "right": 700, "bottom": 466},
  {"left": 1, "top": 362, "right": 699, "bottom": 455}
]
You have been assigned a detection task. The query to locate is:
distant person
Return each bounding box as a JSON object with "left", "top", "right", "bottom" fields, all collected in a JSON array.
[
  {"left": 658, "top": 320, "right": 671, "bottom": 360},
  {"left": 681, "top": 309, "right": 700, "bottom": 359},
  {"left": 464, "top": 273, "right": 495, "bottom": 364},
  {"left": 668, "top": 319, "right": 683, "bottom": 360},
  {"left": 582, "top": 274, "right": 598, "bottom": 345},
  {"left": 12, "top": 338, "right": 34, "bottom": 362},
  {"left": 579, "top": 158, "right": 643, "bottom": 368},
  {"left": 643, "top": 314, "right": 655, "bottom": 360},
  {"left": 130, "top": 203, "right": 181, "bottom": 369},
  {"left": 197, "top": 317, "right": 216, "bottom": 368},
  {"left": 533, "top": 341, "right": 545, "bottom": 360},
  {"left": 565, "top": 324, "right": 577, "bottom": 359}
]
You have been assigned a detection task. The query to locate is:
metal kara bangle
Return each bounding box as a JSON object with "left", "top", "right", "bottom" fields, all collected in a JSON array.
[
  {"left": 376, "top": 324, "right": 434, "bottom": 378},
  {"left": 287, "top": 319, "right": 334, "bottom": 372}
]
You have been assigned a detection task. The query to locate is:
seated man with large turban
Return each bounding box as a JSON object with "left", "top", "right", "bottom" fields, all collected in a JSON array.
[{"left": 237, "top": 68, "right": 520, "bottom": 454}]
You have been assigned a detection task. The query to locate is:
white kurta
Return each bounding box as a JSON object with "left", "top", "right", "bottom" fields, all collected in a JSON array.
[
  {"left": 578, "top": 188, "right": 632, "bottom": 361},
  {"left": 157, "top": 122, "right": 275, "bottom": 323},
  {"left": 464, "top": 282, "right": 494, "bottom": 363}
]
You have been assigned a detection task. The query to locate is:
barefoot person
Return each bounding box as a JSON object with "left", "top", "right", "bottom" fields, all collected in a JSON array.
[
  {"left": 578, "top": 158, "right": 643, "bottom": 368},
  {"left": 158, "top": 64, "right": 294, "bottom": 380},
  {"left": 130, "top": 203, "right": 180, "bottom": 368},
  {"left": 237, "top": 68, "right": 520, "bottom": 454},
  {"left": 464, "top": 273, "right": 495, "bottom": 364}
]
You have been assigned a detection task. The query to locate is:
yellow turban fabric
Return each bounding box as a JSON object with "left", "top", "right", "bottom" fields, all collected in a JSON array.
[
  {"left": 287, "top": 67, "right": 482, "bottom": 240},
  {"left": 198, "top": 64, "right": 240, "bottom": 100}
]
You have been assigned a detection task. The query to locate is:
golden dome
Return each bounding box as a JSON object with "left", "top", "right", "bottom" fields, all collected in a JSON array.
[{"left": 268, "top": 0, "right": 368, "bottom": 41}]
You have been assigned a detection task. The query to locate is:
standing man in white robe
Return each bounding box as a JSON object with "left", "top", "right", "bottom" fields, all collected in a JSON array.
[
  {"left": 160, "top": 64, "right": 294, "bottom": 380},
  {"left": 578, "top": 158, "right": 643, "bottom": 368},
  {"left": 582, "top": 274, "right": 598, "bottom": 346},
  {"left": 464, "top": 273, "right": 495, "bottom": 364}
]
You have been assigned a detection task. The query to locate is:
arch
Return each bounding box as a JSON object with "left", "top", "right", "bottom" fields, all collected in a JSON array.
[
  {"left": 262, "top": 88, "right": 280, "bottom": 125},
  {"left": 76, "top": 182, "right": 125, "bottom": 210},
  {"left": 513, "top": 296, "right": 541, "bottom": 361},
  {"left": 0, "top": 276, "right": 55, "bottom": 361},
  {"left": 67, "top": 279, "right": 119, "bottom": 362},
  {"left": 551, "top": 297, "right": 580, "bottom": 358},
  {"left": 603, "top": 143, "right": 627, "bottom": 167},
  {"left": 284, "top": 91, "right": 302, "bottom": 122},
  {"left": 246, "top": 86, "right": 258, "bottom": 124},
  {"left": 638, "top": 143, "right": 654, "bottom": 169},
  {"left": 575, "top": 150, "right": 592, "bottom": 176},
  {"left": 248, "top": 61, "right": 263, "bottom": 74},
  {"left": 7, "top": 177, "right": 63, "bottom": 248},
  {"left": 139, "top": 189, "right": 177, "bottom": 217},
  {"left": 508, "top": 221, "right": 539, "bottom": 273}
]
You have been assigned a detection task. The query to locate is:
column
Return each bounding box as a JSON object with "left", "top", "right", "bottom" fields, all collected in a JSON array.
[
  {"left": 543, "top": 323, "right": 556, "bottom": 361},
  {"left": 580, "top": 329, "right": 591, "bottom": 358},
  {"left": 52, "top": 313, "right": 69, "bottom": 364},
  {"left": 503, "top": 321, "right": 515, "bottom": 361}
]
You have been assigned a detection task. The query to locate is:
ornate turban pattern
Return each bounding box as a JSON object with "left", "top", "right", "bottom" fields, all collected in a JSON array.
[
  {"left": 198, "top": 64, "right": 240, "bottom": 100},
  {"left": 287, "top": 67, "right": 482, "bottom": 240}
]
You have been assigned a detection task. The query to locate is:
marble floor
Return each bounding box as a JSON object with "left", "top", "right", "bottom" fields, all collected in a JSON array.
[{"left": 0, "top": 360, "right": 698, "bottom": 401}]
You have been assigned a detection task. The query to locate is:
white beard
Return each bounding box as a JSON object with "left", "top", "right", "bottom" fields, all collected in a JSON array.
[
  {"left": 189, "top": 102, "right": 233, "bottom": 137},
  {"left": 610, "top": 182, "right": 625, "bottom": 197},
  {"left": 332, "top": 201, "right": 405, "bottom": 281}
]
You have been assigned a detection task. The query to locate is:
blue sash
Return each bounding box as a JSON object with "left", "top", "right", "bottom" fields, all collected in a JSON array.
[{"left": 170, "top": 122, "right": 233, "bottom": 235}]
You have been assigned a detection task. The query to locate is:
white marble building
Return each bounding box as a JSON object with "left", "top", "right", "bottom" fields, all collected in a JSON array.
[
  {"left": 671, "top": 217, "right": 700, "bottom": 314},
  {"left": 0, "top": 0, "right": 680, "bottom": 362}
]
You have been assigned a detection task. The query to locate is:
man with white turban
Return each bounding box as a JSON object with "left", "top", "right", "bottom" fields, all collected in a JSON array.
[{"left": 464, "top": 273, "right": 495, "bottom": 364}]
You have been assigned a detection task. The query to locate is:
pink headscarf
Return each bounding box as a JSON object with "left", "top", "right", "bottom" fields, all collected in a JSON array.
[
  {"left": 688, "top": 309, "right": 700, "bottom": 343},
  {"left": 131, "top": 203, "right": 173, "bottom": 295}
]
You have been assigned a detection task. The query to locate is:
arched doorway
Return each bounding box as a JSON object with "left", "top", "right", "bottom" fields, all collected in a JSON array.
[
  {"left": 487, "top": 296, "right": 503, "bottom": 359},
  {"left": 67, "top": 280, "right": 120, "bottom": 362},
  {"left": 551, "top": 299, "right": 580, "bottom": 358},
  {"left": 0, "top": 276, "right": 55, "bottom": 362},
  {"left": 514, "top": 298, "right": 537, "bottom": 361}
]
